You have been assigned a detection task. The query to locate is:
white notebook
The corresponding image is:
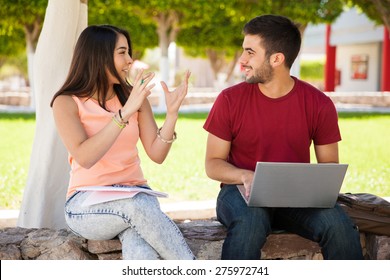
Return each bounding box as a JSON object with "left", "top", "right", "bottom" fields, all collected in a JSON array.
[{"left": 76, "top": 186, "right": 168, "bottom": 206}]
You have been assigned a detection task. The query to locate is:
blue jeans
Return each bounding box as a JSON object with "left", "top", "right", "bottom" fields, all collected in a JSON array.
[
  {"left": 65, "top": 186, "right": 195, "bottom": 260},
  {"left": 216, "top": 184, "right": 364, "bottom": 260}
]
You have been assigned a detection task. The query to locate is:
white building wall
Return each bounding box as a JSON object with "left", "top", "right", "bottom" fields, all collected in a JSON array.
[
  {"left": 331, "top": 8, "right": 383, "bottom": 92},
  {"left": 330, "top": 8, "right": 383, "bottom": 45},
  {"left": 336, "top": 43, "right": 381, "bottom": 91},
  {"left": 301, "top": 24, "right": 326, "bottom": 54},
  {"left": 302, "top": 8, "right": 384, "bottom": 92}
]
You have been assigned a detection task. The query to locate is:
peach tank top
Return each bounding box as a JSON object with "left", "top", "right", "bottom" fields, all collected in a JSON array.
[{"left": 67, "top": 96, "right": 147, "bottom": 197}]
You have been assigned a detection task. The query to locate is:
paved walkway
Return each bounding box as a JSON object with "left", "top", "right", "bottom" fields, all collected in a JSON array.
[{"left": 334, "top": 103, "right": 390, "bottom": 113}]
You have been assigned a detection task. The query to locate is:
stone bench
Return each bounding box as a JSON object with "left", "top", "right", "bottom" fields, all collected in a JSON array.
[{"left": 1, "top": 219, "right": 389, "bottom": 260}]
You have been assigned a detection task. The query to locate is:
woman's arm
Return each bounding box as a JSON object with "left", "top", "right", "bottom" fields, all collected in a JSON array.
[
  {"left": 138, "top": 71, "right": 191, "bottom": 164},
  {"left": 137, "top": 99, "right": 175, "bottom": 164},
  {"left": 52, "top": 95, "right": 124, "bottom": 169}
]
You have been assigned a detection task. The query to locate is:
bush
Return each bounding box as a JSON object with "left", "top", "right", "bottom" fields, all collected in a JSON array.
[{"left": 300, "top": 60, "right": 324, "bottom": 81}]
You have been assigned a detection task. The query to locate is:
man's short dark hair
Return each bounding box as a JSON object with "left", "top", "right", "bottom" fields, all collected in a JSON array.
[{"left": 243, "top": 14, "right": 301, "bottom": 69}]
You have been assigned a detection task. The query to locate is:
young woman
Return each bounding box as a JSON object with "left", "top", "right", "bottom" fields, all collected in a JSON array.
[{"left": 50, "top": 25, "right": 195, "bottom": 260}]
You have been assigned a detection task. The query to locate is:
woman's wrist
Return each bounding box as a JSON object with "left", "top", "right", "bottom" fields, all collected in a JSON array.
[
  {"left": 165, "top": 111, "right": 179, "bottom": 122},
  {"left": 119, "top": 107, "right": 136, "bottom": 123},
  {"left": 118, "top": 109, "right": 129, "bottom": 124},
  {"left": 157, "top": 127, "right": 177, "bottom": 144}
]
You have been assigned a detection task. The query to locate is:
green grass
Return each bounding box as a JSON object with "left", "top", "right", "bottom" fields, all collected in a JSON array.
[
  {"left": 300, "top": 60, "right": 324, "bottom": 81},
  {"left": 336, "top": 113, "right": 390, "bottom": 196},
  {"left": 0, "top": 113, "right": 35, "bottom": 209},
  {"left": 138, "top": 113, "right": 220, "bottom": 204},
  {"left": 0, "top": 111, "right": 389, "bottom": 209}
]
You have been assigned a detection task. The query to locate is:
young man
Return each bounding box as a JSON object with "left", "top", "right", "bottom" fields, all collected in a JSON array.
[{"left": 203, "top": 14, "right": 363, "bottom": 260}]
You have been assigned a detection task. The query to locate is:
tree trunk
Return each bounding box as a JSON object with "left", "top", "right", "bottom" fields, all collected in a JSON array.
[
  {"left": 17, "top": 0, "right": 88, "bottom": 230},
  {"left": 206, "top": 49, "right": 225, "bottom": 81},
  {"left": 155, "top": 11, "right": 179, "bottom": 110},
  {"left": 225, "top": 50, "right": 241, "bottom": 83}
]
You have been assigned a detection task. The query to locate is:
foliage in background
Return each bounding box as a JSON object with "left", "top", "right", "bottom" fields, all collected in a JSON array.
[
  {"left": 4, "top": 0, "right": 385, "bottom": 87},
  {"left": 345, "top": 0, "right": 390, "bottom": 29},
  {"left": 88, "top": 0, "right": 159, "bottom": 60},
  {"left": 0, "top": 23, "right": 25, "bottom": 69},
  {"left": 0, "top": 1, "right": 388, "bottom": 87},
  {"left": 177, "top": 0, "right": 345, "bottom": 82},
  {"left": 0, "top": 0, "right": 47, "bottom": 80},
  {"left": 0, "top": 0, "right": 47, "bottom": 53}
]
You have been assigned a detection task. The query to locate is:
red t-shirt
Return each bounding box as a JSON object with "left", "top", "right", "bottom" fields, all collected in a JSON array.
[{"left": 203, "top": 77, "right": 341, "bottom": 171}]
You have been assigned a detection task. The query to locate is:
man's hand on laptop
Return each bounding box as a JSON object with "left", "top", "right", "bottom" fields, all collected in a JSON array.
[{"left": 241, "top": 171, "right": 254, "bottom": 199}]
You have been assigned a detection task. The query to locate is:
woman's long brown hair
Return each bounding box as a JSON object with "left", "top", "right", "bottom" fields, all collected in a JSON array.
[{"left": 50, "top": 25, "right": 133, "bottom": 110}]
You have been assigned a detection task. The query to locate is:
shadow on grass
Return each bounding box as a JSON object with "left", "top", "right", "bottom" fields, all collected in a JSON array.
[
  {"left": 154, "top": 112, "right": 209, "bottom": 120},
  {"left": 338, "top": 112, "right": 390, "bottom": 119},
  {"left": 0, "top": 112, "right": 36, "bottom": 120}
]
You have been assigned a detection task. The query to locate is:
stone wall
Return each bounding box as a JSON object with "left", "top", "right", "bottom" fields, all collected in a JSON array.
[
  {"left": 0, "top": 91, "right": 30, "bottom": 107},
  {"left": 327, "top": 92, "right": 390, "bottom": 107},
  {"left": 1, "top": 219, "right": 389, "bottom": 260}
]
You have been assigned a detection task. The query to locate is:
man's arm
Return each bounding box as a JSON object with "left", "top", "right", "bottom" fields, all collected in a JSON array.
[
  {"left": 205, "top": 133, "right": 254, "bottom": 196},
  {"left": 314, "top": 142, "right": 339, "bottom": 163}
]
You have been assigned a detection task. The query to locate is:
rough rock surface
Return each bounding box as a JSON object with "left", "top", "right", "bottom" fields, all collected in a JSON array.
[{"left": 1, "top": 219, "right": 388, "bottom": 260}]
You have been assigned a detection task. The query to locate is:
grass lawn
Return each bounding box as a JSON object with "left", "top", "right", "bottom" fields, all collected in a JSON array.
[
  {"left": 337, "top": 112, "right": 390, "bottom": 196},
  {"left": 139, "top": 113, "right": 218, "bottom": 204},
  {"left": 0, "top": 113, "right": 35, "bottom": 209},
  {"left": 0, "top": 111, "right": 389, "bottom": 210}
]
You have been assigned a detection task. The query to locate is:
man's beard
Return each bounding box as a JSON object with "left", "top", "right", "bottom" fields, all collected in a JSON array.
[{"left": 245, "top": 61, "right": 273, "bottom": 84}]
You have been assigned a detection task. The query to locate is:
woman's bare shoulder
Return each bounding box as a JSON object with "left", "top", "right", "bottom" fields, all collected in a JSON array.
[{"left": 52, "top": 95, "right": 78, "bottom": 113}]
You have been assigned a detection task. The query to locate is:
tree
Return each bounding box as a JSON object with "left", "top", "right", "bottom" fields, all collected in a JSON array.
[
  {"left": 88, "top": 0, "right": 158, "bottom": 60},
  {"left": 0, "top": 23, "right": 25, "bottom": 65},
  {"left": 123, "top": 0, "right": 216, "bottom": 83},
  {"left": 0, "top": 0, "right": 159, "bottom": 92},
  {"left": 0, "top": 0, "right": 47, "bottom": 105},
  {"left": 0, "top": 0, "right": 47, "bottom": 57},
  {"left": 176, "top": 1, "right": 250, "bottom": 84},
  {"left": 345, "top": 0, "right": 390, "bottom": 29},
  {"left": 177, "top": 0, "right": 345, "bottom": 85}
]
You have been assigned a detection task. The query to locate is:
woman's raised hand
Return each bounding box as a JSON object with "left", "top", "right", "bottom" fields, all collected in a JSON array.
[
  {"left": 124, "top": 69, "right": 155, "bottom": 115},
  {"left": 160, "top": 70, "right": 191, "bottom": 115}
]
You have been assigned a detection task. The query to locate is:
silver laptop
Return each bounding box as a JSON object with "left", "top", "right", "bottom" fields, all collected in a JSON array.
[{"left": 237, "top": 162, "right": 348, "bottom": 208}]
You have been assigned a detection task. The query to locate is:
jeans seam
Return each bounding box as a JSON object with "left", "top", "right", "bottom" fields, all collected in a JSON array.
[
  {"left": 66, "top": 208, "right": 131, "bottom": 223},
  {"left": 160, "top": 212, "right": 194, "bottom": 256}
]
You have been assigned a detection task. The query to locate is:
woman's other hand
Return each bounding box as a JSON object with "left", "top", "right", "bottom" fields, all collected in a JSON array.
[{"left": 160, "top": 70, "right": 191, "bottom": 115}]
